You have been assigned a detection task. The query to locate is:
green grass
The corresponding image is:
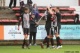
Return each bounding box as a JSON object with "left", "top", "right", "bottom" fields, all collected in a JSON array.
[{"left": 0, "top": 45, "right": 80, "bottom": 53}]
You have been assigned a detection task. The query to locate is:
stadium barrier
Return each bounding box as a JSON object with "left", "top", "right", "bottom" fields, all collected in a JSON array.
[{"left": 0, "top": 25, "right": 80, "bottom": 40}]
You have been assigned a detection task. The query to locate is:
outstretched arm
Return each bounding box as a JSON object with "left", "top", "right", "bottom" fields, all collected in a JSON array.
[{"left": 47, "top": 6, "right": 54, "bottom": 15}]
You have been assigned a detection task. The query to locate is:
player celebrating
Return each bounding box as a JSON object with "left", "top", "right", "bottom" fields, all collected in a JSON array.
[
  {"left": 40, "top": 6, "right": 54, "bottom": 49},
  {"left": 54, "top": 7, "right": 62, "bottom": 49}
]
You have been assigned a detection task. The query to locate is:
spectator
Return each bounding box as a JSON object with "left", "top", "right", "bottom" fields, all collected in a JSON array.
[
  {"left": 27, "top": 0, "right": 33, "bottom": 5},
  {"left": 32, "top": 4, "right": 39, "bottom": 21},
  {"left": 74, "top": 14, "right": 79, "bottom": 23},
  {"left": 0, "top": 0, "right": 5, "bottom": 9},
  {"left": 24, "top": 0, "right": 33, "bottom": 13},
  {"left": 29, "top": 13, "right": 38, "bottom": 46},
  {"left": 20, "top": 0, "right": 24, "bottom": 7},
  {"left": 9, "top": 0, "right": 16, "bottom": 9}
]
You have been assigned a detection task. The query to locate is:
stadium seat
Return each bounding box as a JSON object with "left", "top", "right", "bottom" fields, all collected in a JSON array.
[
  {"left": 12, "top": 7, "right": 75, "bottom": 11},
  {"left": 0, "top": 20, "right": 18, "bottom": 22},
  {"left": 68, "top": 8, "right": 76, "bottom": 11},
  {"left": 15, "top": 13, "right": 20, "bottom": 16},
  {"left": 38, "top": 8, "right": 46, "bottom": 10},
  {"left": 61, "top": 19, "right": 74, "bottom": 23},
  {"left": 60, "top": 8, "right": 75, "bottom": 11},
  {"left": 38, "top": 8, "right": 75, "bottom": 11},
  {"left": 61, "top": 13, "right": 76, "bottom": 16},
  {"left": 12, "top": 8, "right": 20, "bottom": 11},
  {"left": 9, "top": 20, "right": 19, "bottom": 22},
  {"left": 67, "top": 19, "right": 74, "bottom": 22},
  {"left": 15, "top": 13, "right": 44, "bottom": 17},
  {"left": 13, "top": 6, "right": 76, "bottom": 24},
  {"left": 39, "top": 13, "right": 76, "bottom": 16},
  {"left": 61, "top": 19, "right": 67, "bottom": 22}
]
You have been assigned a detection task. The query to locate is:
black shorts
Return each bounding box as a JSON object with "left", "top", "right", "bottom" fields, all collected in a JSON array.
[
  {"left": 45, "top": 27, "right": 53, "bottom": 36},
  {"left": 54, "top": 26, "right": 60, "bottom": 34},
  {"left": 23, "top": 28, "right": 29, "bottom": 35}
]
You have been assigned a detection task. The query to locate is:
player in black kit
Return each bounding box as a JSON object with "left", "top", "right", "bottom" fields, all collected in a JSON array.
[
  {"left": 54, "top": 7, "right": 62, "bottom": 49},
  {"left": 40, "top": 6, "right": 55, "bottom": 49}
]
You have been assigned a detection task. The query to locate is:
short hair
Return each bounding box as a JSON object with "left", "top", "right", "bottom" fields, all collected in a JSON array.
[
  {"left": 24, "top": 7, "right": 29, "bottom": 11},
  {"left": 56, "top": 7, "right": 60, "bottom": 10}
]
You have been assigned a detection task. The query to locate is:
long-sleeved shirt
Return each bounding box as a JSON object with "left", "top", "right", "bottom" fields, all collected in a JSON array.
[{"left": 30, "top": 18, "right": 37, "bottom": 32}]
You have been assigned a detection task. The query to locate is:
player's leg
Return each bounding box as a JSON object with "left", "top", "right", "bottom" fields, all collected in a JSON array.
[
  {"left": 40, "top": 28, "right": 50, "bottom": 49},
  {"left": 46, "top": 28, "right": 51, "bottom": 48},
  {"left": 9, "top": 0, "right": 13, "bottom": 8},
  {"left": 22, "top": 28, "right": 30, "bottom": 49},
  {"left": 29, "top": 32, "right": 33, "bottom": 45},
  {"left": 3, "top": 0, "right": 5, "bottom": 9},
  {"left": 0, "top": 0, "right": 2, "bottom": 8},
  {"left": 13, "top": 0, "right": 16, "bottom": 7},
  {"left": 46, "top": 37, "right": 50, "bottom": 48},
  {"left": 40, "top": 36, "right": 48, "bottom": 49},
  {"left": 43, "top": 37, "right": 47, "bottom": 44},
  {"left": 41, "top": 28, "right": 50, "bottom": 45},
  {"left": 55, "top": 27, "right": 62, "bottom": 49},
  {"left": 0, "top": 0, "right": 2, "bottom": 9},
  {"left": 22, "top": 28, "right": 26, "bottom": 48},
  {"left": 33, "top": 32, "right": 37, "bottom": 45},
  {"left": 25, "top": 28, "right": 30, "bottom": 49},
  {"left": 50, "top": 29, "right": 54, "bottom": 48},
  {"left": 1, "top": 0, "right": 2, "bottom": 6}
]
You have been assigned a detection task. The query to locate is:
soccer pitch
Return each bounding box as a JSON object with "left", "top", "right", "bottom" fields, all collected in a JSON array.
[{"left": 0, "top": 45, "right": 80, "bottom": 53}]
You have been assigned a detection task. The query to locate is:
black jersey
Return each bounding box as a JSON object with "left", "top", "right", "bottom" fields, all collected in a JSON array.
[
  {"left": 56, "top": 12, "right": 61, "bottom": 28},
  {"left": 45, "top": 12, "right": 52, "bottom": 28}
]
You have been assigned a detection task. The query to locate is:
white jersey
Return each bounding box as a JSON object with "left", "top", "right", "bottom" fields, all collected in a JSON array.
[{"left": 23, "top": 13, "right": 30, "bottom": 28}]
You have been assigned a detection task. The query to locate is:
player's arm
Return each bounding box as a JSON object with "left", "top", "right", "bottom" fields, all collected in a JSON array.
[
  {"left": 18, "top": 17, "right": 22, "bottom": 30},
  {"left": 47, "top": 6, "right": 54, "bottom": 15}
]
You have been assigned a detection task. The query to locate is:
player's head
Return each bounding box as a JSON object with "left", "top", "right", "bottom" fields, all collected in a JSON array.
[
  {"left": 46, "top": 4, "right": 53, "bottom": 11},
  {"left": 54, "top": 7, "right": 60, "bottom": 12},
  {"left": 46, "top": 6, "right": 52, "bottom": 11},
  {"left": 24, "top": 7, "right": 29, "bottom": 13}
]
